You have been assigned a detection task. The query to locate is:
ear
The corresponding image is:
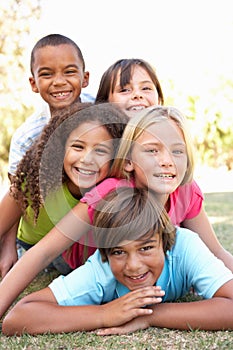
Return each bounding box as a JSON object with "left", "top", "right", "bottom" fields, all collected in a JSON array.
[
  {"left": 124, "top": 159, "right": 134, "bottom": 172},
  {"left": 82, "top": 71, "right": 90, "bottom": 88},
  {"left": 29, "top": 77, "right": 39, "bottom": 93}
]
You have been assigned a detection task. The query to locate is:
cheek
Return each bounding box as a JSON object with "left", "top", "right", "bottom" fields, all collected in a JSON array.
[
  {"left": 99, "top": 159, "right": 111, "bottom": 174},
  {"left": 149, "top": 250, "right": 164, "bottom": 272},
  {"left": 109, "top": 259, "right": 123, "bottom": 277}
]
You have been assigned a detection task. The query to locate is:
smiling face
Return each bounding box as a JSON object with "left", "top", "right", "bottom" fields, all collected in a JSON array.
[
  {"left": 108, "top": 65, "right": 159, "bottom": 117},
  {"left": 125, "top": 119, "right": 188, "bottom": 202},
  {"left": 64, "top": 122, "right": 113, "bottom": 197},
  {"left": 29, "top": 44, "right": 89, "bottom": 110},
  {"left": 108, "top": 232, "right": 164, "bottom": 291}
]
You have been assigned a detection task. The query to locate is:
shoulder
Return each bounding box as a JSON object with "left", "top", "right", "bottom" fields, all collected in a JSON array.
[
  {"left": 11, "top": 107, "right": 50, "bottom": 143},
  {"left": 170, "top": 228, "right": 233, "bottom": 299},
  {"left": 49, "top": 250, "right": 117, "bottom": 306},
  {"left": 81, "top": 178, "right": 134, "bottom": 207},
  {"left": 173, "top": 180, "right": 204, "bottom": 200},
  {"left": 80, "top": 92, "right": 95, "bottom": 103}
]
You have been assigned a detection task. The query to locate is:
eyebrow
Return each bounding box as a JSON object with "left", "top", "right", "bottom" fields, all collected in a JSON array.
[
  {"left": 114, "top": 239, "right": 158, "bottom": 250},
  {"left": 38, "top": 64, "right": 80, "bottom": 73},
  {"left": 140, "top": 141, "right": 186, "bottom": 147},
  {"left": 69, "top": 139, "right": 113, "bottom": 150}
]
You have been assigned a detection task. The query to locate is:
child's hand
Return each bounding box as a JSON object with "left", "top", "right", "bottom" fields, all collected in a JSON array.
[
  {"left": 99, "top": 285, "right": 164, "bottom": 329},
  {"left": 96, "top": 316, "right": 149, "bottom": 336}
]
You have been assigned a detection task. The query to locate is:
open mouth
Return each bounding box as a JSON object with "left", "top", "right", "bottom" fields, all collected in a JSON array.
[
  {"left": 155, "top": 174, "right": 175, "bottom": 179},
  {"left": 128, "top": 272, "right": 148, "bottom": 280},
  {"left": 76, "top": 168, "right": 97, "bottom": 176},
  {"left": 51, "top": 91, "right": 71, "bottom": 98},
  {"left": 127, "top": 105, "right": 146, "bottom": 111}
]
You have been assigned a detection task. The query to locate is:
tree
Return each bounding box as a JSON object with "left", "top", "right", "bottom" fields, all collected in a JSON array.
[{"left": 0, "top": 0, "right": 41, "bottom": 179}]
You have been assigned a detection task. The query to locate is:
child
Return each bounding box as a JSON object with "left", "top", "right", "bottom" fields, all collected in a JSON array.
[
  {"left": 0, "top": 33, "right": 93, "bottom": 277},
  {"left": 96, "top": 62, "right": 233, "bottom": 273},
  {"left": 0, "top": 102, "right": 128, "bottom": 279},
  {"left": 109, "top": 106, "right": 233, "bottom": 271},
  {"left": 95, "top": 58, "right": 164, "bottom": 117},
  {"left": 2, "top": 187, "right": 233, "bottom": 335},
  {"left": 8, "top": 33, "right": 92, "bottom": 177}
]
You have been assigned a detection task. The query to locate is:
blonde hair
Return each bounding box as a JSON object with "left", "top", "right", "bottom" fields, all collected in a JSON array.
[{"left": 110, "top": 105, "right": 195, "bottom": 186}]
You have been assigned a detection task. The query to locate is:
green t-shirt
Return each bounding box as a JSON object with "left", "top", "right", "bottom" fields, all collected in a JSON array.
[{"left": 17, "top": 183, "right": 78, "bottom": 245}]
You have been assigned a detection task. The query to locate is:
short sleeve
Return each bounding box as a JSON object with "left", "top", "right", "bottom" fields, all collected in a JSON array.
[
  {"left": 169, "top": 180, "right": 204, "bottom": 225},
  {"left": 49, "top": 250, "right": 117, "bottom": 306},
  {"left": 81, "top": 178, "right": 134, "bottom": 223}
]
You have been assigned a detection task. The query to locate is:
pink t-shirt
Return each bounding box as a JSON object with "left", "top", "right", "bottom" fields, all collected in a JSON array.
[
  {"left": 168, "top": 180, "right": 203, "bottom": 225},
  {"left": 81, "top": 177, "right": 203, "bottom": 226}
]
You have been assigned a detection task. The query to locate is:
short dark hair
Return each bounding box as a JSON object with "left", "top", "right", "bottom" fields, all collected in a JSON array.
[
  {"left": 93, "top": 187, "right": 176, "bottom": 262},
  {"left": 30, "top": 34, "right": 85, "bottom": 74}
]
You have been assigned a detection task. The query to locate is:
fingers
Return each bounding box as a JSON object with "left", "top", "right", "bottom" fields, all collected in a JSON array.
[
  {"left": 125, "top": 286, "right": 165, "bottom": 307},
  {"left": 97, "top": 326, "right": 124, "bottom": 336}
]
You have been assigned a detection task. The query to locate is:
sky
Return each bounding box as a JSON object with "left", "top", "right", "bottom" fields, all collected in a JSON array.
[{"left": 27, "top": 0, "right": 233, "bottom": 100}]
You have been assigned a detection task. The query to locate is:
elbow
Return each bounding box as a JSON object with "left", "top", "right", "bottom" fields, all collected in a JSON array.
[{"left": 2, "top": 303, "right": 28, "bottom": 336}]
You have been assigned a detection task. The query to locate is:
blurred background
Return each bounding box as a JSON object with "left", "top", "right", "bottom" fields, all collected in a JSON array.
[{"left": 0, "top": 0, "right": 233, "bottom": 195}]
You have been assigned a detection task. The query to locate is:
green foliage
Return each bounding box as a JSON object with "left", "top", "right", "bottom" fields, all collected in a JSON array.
[
  {"left": 168, "top": 77, "right": 233, "bottom": 170},
  {"left": 0, "top": 0, "right": 41, "bottom": 180}
]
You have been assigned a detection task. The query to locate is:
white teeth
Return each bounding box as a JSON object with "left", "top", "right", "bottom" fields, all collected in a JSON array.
[
  {"left": 130, "top": 274, "right": 145, "bottom": 280},
  {"left": 78, "top": 168, "right": 96, "bottom": 175},
  {"left": 157, "top": 174, "right": 174, "bottom": 178},
  {"left": 130, "top": 106, "right": 146, "bottom": 111},
  {"left": 53, "top": 92, "right": 69, "bottom": 97}
]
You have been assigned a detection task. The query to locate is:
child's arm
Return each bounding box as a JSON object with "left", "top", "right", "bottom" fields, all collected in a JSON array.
[
  {"left": 0, "top": 191, "right": 22, "bottom": 277},
  {"left": 0, "top": 201, "right": 90, "bottom": 318},
  {"left": 182, "top": 207, "right": 233, "bottom": 272},
  {"left": 96, "top": 279, "right": 233, "bottom": 335},
  {"left": 2, "top": 285, "right": 164, "bottom": 335},
  {"left": 0, "top": 223, "right": 19, "bottom": 278}
]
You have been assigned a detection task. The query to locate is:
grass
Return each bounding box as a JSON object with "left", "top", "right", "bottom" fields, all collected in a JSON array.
[{"left": 0, "top": 192, "right": 233, "bottom": 349}]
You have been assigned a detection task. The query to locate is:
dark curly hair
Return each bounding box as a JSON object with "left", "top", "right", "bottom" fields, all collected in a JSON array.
[{"left": 11, "top": 102, "right": 129, "bottom": 222}]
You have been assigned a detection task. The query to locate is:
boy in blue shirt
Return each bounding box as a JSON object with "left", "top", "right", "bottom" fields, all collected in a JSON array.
[{"left": 3, "top": 187, "right": 233, "bottom": 335}]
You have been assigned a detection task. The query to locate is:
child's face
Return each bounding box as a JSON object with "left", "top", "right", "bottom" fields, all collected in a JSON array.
[
  {"left": 108, "top": 66, "right": 159, "bottom": 118},
  {"left": 64, "top": 122, "right": 113, "bottom": 196},
  {"left": 108, "top": 232, "right": 164, "bottom": 290},
  {"left": 29, "top": 44, "right": 89, "bottom": 110},
  {"left": 125, "top": 119, "right": 187, "bottom": 199}
]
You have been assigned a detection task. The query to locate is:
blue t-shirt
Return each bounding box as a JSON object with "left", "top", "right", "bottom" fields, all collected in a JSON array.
[{"left": 49, "top": 228, "right": 233, "bottom": 306}]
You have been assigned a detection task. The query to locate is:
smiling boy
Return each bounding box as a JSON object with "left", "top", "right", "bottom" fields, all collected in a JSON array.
[{"left": 3, "top": 187, "right": 233, "bottom": 335}]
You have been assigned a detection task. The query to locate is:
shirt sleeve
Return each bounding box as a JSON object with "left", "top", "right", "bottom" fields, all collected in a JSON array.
[
  {"left": 169, "top": 180, "right": 204, "bottom": 225},
  {"left": 80, "top": 178, "right": 134, "bottom": 223},
  {"left": 49, "top": 250, "right": 117, "bottom": 306},
  {"left": 174, "top": 229, "right": 233, "bottom": 299}
]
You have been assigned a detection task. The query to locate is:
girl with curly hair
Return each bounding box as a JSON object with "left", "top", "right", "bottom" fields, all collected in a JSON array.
[{"left": 0, "top": 102, "right": 129, "bottom": 276}]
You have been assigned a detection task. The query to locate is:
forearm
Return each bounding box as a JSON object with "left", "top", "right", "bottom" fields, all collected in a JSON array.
[
  {"left": 0, "top": 191, "right": 22, "bottom": 238},
  {"left": 147, "top": 298, "right": 233, "bottom": 330},
  {"left": 3, "top": 297, "right": 105, "bottom": 335},
  {"left": 0, "top": 229, "right": 73, "bottom": 318},
  {"left": 0, "top": 223, "right": 19, "bottom": 278}
]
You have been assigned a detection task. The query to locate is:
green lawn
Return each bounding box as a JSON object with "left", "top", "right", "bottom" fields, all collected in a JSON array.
[{"left": 0, "top": 192, "right": 233, "bottom": 349}]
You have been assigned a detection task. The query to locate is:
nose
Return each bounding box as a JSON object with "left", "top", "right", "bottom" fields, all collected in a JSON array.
[
  {"left": 131, "top": 88, "right": 143, "bottom": 100},
  {"left": 158, "top": 149, "right": 174, "bottom": 167},
  {"left": 52, "top": 72, "right": 66, "bottom": 86},
  {"left": 80, "top": 150, "right": 94, "bottom": 164},
  {"left": 125, "top": 253, "right": 142, "bottom": 273}
]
